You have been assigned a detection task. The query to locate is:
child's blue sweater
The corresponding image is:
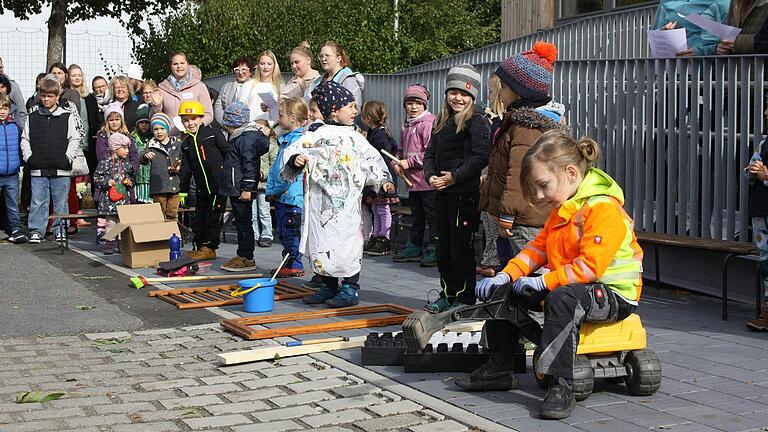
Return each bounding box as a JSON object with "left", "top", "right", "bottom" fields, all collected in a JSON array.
[
  {"left": 266, "top": 128, "right": 304, "bottom": 208},
  {"left": 0, "top": 118, "right": 21, "bottom": 176}
]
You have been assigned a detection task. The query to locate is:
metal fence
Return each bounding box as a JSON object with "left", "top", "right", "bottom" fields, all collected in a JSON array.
[
  {"left": 394, "top": 4, "right": 657, "bottom": 74},
  {"left": 364, "top": 56, "right": 768, "bottom": 242}
]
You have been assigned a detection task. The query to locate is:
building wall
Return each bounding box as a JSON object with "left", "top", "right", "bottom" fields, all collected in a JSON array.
[{"left": 501, "top": 0, "right": 555, "bottom": 41}]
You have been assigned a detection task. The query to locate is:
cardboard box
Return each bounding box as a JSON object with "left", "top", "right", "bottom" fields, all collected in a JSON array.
[{"left": 104, "top": 203, "right": 180, "bottom": 268}]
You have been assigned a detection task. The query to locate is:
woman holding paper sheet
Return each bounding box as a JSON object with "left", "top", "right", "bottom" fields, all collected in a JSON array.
[
  {"left": 652, "top": 0, "right": 730, "bottom": 56},
  {"left": 717, "top": 0, "right": 768, "bottom": 54},
  {"left": 238, "top": 51, "right": 283, "bottom": 123}
]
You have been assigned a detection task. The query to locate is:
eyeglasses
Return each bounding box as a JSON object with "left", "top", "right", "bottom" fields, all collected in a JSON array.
[{"left": 233, "top": 68, "right": 250, "bottom": 74}]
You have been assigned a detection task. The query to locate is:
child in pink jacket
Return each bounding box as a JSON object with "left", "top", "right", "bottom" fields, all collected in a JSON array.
[{"left": 392, "top": 84, "right": 437, "bottom": 267}]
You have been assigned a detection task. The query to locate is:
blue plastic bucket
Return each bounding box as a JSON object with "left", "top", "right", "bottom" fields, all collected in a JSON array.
[{"left": 238, "top": 278, "right": 277, "bottom": 313}]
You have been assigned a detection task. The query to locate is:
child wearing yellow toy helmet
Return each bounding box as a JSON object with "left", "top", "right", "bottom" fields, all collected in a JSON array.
[{"left": 177, "top": 100, "right": 230, "bottom": 260}]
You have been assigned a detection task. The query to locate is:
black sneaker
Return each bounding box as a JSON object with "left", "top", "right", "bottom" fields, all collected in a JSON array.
[
  {"left": 9, "top": 231, "right": 28, "bottom": 244},
  {"left": 455, "top": 356, "right": 519, "bottom": 391},
  {"left": 366, "top": 236, "right": 390, "bottom": 256},
  {"left": 540, "top": 377, "right": 576, "bottom": 420},
  {"left": 28, "top": 232, "right": 43, "bottom": 244}
]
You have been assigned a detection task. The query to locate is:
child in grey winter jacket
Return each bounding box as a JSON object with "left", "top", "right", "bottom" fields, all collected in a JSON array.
[{"left": 139, "top": 113, "right": 183, "bottom": 220}]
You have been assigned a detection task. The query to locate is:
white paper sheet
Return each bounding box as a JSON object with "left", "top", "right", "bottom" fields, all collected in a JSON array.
[
  {"left": 648, "top": 28, "right": 688, "bottom": 58},
  {"left": 684, "top": 13, "right": 742, "bottom": 41},
  {"left": 258, "top": 92, "right": 280, "bottom": 122}
]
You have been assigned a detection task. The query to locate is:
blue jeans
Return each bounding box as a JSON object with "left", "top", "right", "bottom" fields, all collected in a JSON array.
[
  {"left": 275, "top": 201, "right": 303, "bottom": 269},
  {"left": 29, "top": 176, "right": 70, "bottom": 236},
  {"left": 0, "top": 174, "right": 20, "bottom": 233},
  {"left": 252, "top": 191, "right": 273, "bottom": 240}
]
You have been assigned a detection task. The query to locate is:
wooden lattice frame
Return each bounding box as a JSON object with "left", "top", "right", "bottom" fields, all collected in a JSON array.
[
  {"left": 148, "top": 281, "right": 313, "bottom": 309},
  {"left": 221, "top": 304, "right": 415, "bottom": 340}
]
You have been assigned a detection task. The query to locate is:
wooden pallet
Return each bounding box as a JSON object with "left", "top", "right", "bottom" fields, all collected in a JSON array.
[
  {"left": 221, "top": 304, "right": 415, "bottom": 340},
  {"left": 148, "top": 281, "right": 314, "bottom": 309}
]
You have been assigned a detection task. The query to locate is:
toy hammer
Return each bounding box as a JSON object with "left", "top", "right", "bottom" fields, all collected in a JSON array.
[{"left": 130, "top": 273, "right": 265, "bottom": 289}]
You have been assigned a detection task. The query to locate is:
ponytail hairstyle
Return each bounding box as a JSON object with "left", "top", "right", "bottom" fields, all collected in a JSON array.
[
  {"left": 520, "top": 130, "right": 601, "bottom": 204},
  {"left": 279, "top": 97, "right": 309, "bottom": 126},
  {"left": 291, "top": 41, "right": 314, "bottom": 67},
  {"left": 320, "top": 41, "right": 351, "bottom": 69},
  {"left": 486, "top": 74, "right": 505, "bottom": 119}
]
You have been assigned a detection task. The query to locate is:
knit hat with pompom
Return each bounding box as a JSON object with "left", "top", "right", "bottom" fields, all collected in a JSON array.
[{"left": 495, "top": 41, "right": 557, "bottom": 99}]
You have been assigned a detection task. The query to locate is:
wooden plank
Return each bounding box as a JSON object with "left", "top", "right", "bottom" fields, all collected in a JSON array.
[
  {"left": 148, "top": 282, "right": 315, "bottom": 309},
  {"left": 217, "top": 336, "right": 367, "bottom": 365},
  {"left": 220, "top": 304, "right": 415, "bottom": 340}
]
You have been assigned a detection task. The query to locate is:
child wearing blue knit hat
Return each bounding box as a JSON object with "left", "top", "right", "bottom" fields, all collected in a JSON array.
[{"left": 139, "top": 112, "right": 184, "bottom": 221}]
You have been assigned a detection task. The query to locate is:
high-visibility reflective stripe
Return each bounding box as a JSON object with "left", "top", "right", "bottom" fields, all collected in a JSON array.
[
  {"left": 564, "top": 265, "right": 579, "bottom": 284},
  {"left": 517, "top": 253, "right": 538, "bottom": 271},
  {"left": 574, "top": 257, "right": 596, "bottom": 280},
  {"left": 524, "top": 244, "right": 546, "bottom": 260}
]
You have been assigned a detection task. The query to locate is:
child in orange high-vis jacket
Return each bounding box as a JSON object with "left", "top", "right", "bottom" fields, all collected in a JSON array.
[{"left": 466, "top": 130, "right": 643, "bottom": 420}]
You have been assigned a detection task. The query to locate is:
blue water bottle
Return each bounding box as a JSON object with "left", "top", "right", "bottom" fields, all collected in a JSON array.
[{"left": 169, "top": 233, "right": 181, "bottom": 261}]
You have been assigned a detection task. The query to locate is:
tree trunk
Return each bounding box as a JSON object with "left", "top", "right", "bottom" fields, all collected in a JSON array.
[{"left": 47, "top": 0, "right": 68, "bottom": 68}]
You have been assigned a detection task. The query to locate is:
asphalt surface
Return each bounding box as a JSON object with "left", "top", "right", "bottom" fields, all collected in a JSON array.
[{"left": 0, "top": 236, "right": 217, "bottom": 338}]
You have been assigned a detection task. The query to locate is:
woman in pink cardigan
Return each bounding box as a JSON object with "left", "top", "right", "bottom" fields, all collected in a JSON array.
[{"left": 151, "top": 52, "right": 213, "bottom": 135}]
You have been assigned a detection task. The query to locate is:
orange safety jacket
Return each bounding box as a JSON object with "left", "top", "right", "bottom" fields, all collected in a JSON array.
[{"left": 502, "top": 168, "right": 643, "bottom": 302}]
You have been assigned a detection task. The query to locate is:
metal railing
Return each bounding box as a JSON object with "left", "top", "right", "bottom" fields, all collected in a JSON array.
[
  {"left": 365, "top": 56, "right": 767, "bottom": 241},
  {"left": 394, "top": 4, "right": 657, "bottom": 74}
]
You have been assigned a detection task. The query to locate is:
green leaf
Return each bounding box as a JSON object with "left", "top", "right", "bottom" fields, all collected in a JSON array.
[
  {"left": 15, "top": 391, "right": 66, "bottom": 404},
  {"left": 92, "top": 337, "right": 131, "bottom": 346},
  {"left": 76, "top": 305, "right": 97, "bottom": 310}
]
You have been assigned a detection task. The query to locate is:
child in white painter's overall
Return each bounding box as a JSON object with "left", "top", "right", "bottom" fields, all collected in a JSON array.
[{"left": 282, "top": 81, "right": 394, "bottom": 308}]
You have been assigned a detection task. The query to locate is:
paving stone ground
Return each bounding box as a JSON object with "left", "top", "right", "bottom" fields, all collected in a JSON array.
[{"left": 1, "top": 224, "right": 767, "bottom": 431}]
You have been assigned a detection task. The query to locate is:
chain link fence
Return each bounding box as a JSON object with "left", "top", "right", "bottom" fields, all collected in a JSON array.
[{"left": 0, "top": 26, "right": 133, "bottom": 99}]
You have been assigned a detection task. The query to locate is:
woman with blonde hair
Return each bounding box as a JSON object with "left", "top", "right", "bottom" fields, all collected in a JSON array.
[
  {"left": 240, "top": 50, "right": 283, "bottom": 122},
  {"left": 282, "top": 42, "right": 320, "bottom": 101}
]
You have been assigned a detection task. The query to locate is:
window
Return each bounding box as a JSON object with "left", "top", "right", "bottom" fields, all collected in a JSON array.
[{"left": 557, "top": 0, "right": 658, "bottom": 21}]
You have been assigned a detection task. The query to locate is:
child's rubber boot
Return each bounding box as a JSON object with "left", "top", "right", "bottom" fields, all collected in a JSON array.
[
  {"left": 393, "top": 241, "right": 422, "bottom": 262},
  {"left": 325, "top": 283, "right": 359, "bottom": 308},
  {"left": 420, "top": 245, "right": 437, "bottom": 267},
  {"left": 303, "top": 283, "right": 338, "bottom": 304}
]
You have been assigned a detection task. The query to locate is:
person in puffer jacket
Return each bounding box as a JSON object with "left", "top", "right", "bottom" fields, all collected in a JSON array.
[
  {"left": 217, "top": 101, "right": 269, "bottom": 272},
  {"left": 0, "top": 95, "right": 26, "bottom": 243}
]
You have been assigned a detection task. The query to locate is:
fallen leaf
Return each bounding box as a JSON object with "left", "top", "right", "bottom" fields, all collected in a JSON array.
[{"left": 76, "top": 305, "right": 97, "bottom": 310}]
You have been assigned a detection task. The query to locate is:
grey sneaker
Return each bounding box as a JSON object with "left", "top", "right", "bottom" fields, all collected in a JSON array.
[{"left": 9, "top": 231, "right": 27, "bottom": 244}]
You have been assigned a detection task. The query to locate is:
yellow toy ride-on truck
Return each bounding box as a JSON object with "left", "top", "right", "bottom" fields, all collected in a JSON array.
[{"left": 403, "top": 285, "right": 662, "bottom": 401}]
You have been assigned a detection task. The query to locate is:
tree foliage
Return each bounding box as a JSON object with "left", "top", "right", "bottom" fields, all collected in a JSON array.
[{"left": 134, "top": 0, "right": 500, "bottom": 82}]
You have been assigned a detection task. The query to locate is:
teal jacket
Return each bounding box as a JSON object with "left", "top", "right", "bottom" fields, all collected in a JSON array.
[
  {"left": 653, "top": 0, "right": 731, "bottom": 55},
  {"left": 266, "top": 127, "right": 304, "bottom": 208}
]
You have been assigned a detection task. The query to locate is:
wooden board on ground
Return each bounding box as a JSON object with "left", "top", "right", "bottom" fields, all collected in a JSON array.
[
  {"left": 221, "top": 304, "right": 415, "bottom": 340},
  {"left": 217, "top": 336, "right": 367, "bottom": 365},
  {"left": 148, "top": 281, "right": 313, "bottom": 309}
]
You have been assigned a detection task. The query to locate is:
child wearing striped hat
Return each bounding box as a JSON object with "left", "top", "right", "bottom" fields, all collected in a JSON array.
[
  {"left": 139, "top": 112, "right": 184, "bottom": 221},
  {"left": 423, "top": 63, "right": 492, "bottom": 313}
]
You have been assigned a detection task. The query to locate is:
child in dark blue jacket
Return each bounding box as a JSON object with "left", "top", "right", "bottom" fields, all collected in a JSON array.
[
  {"left": 0, "top": 95, "right": 26, "bottom": 243},
  {"left": 218, "top": 101, "right": 270, "bottom": 272}
]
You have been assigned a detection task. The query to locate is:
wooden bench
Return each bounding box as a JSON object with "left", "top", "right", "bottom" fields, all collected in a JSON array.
[{"left": 635, "top": 231, "right": 761, "bottom": 320}]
